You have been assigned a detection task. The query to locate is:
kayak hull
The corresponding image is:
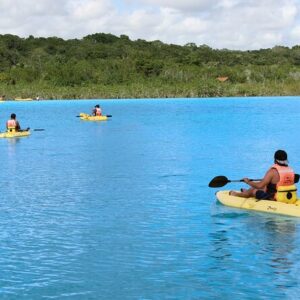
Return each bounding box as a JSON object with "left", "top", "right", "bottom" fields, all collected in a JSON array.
[
  {"left": 0, "top": 131, "right": 31, "bottom": 138},
  {"left": 216, "top": 190, "right": 300, "bottom": 217},
  {"left": 79, "top": 113, "right": 108, "bottom": 121}
]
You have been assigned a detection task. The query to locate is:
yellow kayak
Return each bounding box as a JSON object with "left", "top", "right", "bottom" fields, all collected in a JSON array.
[
  {"left": 0, "top": 130, "right": 31, "bottom": 138},
  {"left": 79, "top": 113, "right": 109, "bottom": 121},
  {"left": 216, "top": 191, "right": 300, "bottom": 217}
]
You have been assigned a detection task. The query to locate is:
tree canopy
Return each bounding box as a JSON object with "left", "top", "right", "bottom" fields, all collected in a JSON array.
[{"left": 0, "top": 33, "right": 300, "bottom": 99}]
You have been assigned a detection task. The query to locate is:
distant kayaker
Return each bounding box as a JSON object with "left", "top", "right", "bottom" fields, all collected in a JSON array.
[
  {"left": 6, "top": 113, "right": 29, "bottom": 132},
  {"left": 229, "top": 150, "right": 297, "bottom": 202},
  {"left": 92, "top": 105, "right": 102, "bottom": 116}
]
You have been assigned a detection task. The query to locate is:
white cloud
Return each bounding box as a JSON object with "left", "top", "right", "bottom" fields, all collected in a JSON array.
[
  {"left": 291, "top": 25, "right": 300, "bottom": 39},
  {"left": 135, "top": 0, "right": 214, "bottom": 12},
  {"left": 0, "top": 0, "right": 299, "bottom": 49},
  {"left": 69, "top": 0, "right": 114, "bottom": 20}
]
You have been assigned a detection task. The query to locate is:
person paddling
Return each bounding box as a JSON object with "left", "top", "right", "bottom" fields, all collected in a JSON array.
[
  {"left": 6, "top": 113, "right": 29, "bottom": 132},
  {"left": 230, "top": 150, "right": 297, "bottom": 202},
  {"left": 92, "top": 104, "right": 102, "bottom": 116}
]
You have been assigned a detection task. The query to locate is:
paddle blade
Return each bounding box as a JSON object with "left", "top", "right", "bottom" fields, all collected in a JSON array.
[
  {"left": 209, "top": 176, "right": 230, "bottom": 188},
  {"left": 33, "top": 129, "right": 45, "bottom": 131},
  {"left": 106, "top": 115, "right": 112, "bottom": 118},
  {"left": 295, "top": 174, "right": 299, "bottom": 183},
  {"left": 78, "top": 113, "right": 87, "bottom": 118}
]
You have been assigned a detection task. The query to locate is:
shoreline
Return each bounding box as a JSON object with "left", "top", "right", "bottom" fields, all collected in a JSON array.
[
  {"left": 1, "top": 95, "right": 300, "bottom": 102},
  {"left": 2, "top": 81, "right": 300, "bottom": 101}
]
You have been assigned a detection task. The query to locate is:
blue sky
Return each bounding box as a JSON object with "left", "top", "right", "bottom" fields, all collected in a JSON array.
[{"left": 0, "top": 0, "right": 299, "bottom": 50}]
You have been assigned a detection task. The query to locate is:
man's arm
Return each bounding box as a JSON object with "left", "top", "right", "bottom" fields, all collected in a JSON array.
[
  {"left": 244, "top": 169, "right": 274, "bottom": 189},
  {"left": 16, "top": 121, "right": 21, "bottom": 131}
]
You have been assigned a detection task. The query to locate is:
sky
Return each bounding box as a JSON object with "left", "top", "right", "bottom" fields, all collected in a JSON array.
[{"left": 0, "top": 0, "right": 300, "bottom": 50}]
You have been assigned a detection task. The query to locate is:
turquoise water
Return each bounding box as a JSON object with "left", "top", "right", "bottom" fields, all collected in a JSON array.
[{"left": 1, "top": 97, "right": 300, "bottom": 299}]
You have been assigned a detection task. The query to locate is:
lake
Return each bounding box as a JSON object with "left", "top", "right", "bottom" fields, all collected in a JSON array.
[{"left": 1, "top": 97, "right": 300, "bottom": 299}]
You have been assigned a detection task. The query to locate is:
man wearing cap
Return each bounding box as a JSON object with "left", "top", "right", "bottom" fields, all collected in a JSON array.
[{"left": 230, "top": 150, "right": 296, "bottom": 200}]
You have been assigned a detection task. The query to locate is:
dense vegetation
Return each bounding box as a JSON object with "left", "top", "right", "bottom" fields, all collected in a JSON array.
[{"left": 1, "top": 33, "right": 300, "bottom": 99}]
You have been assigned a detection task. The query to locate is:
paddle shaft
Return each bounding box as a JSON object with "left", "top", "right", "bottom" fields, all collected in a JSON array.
[
  {"left": 229, "top": 179, "right": 261, "bottom": 183},
  {"left": 19, "top": 129, "right": 44, "bottom": 132},
  {"left": 230, "top": 176, "right": 299, "bottom": 184},
  {"left": 209, "top": 174, "right": 300, "bottom": 188}
]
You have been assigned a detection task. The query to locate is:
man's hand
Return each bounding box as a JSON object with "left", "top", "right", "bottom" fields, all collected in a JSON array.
[{"left": 243, "top": 178, "right": 250, "bottom": 184}]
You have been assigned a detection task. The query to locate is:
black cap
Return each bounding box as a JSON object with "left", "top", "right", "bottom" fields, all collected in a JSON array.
[{"left": 274, "top": 150, "right": 288, "bottom": 165}]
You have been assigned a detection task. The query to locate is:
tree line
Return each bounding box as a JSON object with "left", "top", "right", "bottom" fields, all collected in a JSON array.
[{"left": 1, "top": 33, "right": 300, "bottom": 99}]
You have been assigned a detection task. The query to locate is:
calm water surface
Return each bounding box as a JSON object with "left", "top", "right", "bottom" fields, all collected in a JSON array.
[{"left": 1, "top": 97, "right": 300, "bottom": 299}]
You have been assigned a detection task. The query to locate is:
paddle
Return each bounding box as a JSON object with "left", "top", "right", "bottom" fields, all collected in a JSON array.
[
  {"left": 209, "top": 174, "right": 300, "bottom": 188},
  {"left": 208, "top": 176, "right": 261, "bottom": 188},
  {"left": 1, "top": 128, "right": 45, "bottom": 133},
  {"left": 76, "top": 115, "right": 112, "bottom": 118},
  {"left": 19, "top": 128, "right": 44, "bottom": 132}
]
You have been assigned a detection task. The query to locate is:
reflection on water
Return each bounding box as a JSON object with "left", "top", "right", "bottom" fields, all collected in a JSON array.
[
  {"left": 210, "top": 207, "right": 300, "bottom": 298},
  {"left": 209, "top": 229, "right": 232, "bottom": 261},
  {"left": 7, "top": 137, "right": 21, "bottom": 148},
  {"left": 263, "top": 220, "right": 296, "bottom": 273}
]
